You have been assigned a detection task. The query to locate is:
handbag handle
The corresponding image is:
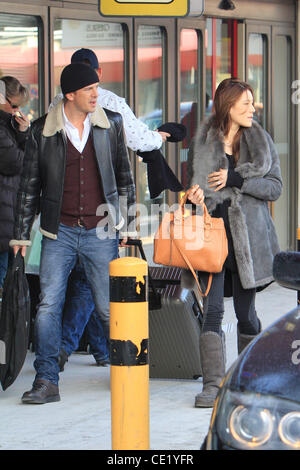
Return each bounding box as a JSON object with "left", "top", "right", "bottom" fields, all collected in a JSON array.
[{"left": 179, "top": 191, "right": 211, "bottom": 225}]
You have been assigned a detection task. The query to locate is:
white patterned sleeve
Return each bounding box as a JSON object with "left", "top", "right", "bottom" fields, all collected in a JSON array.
[{"left": 103, "top": 94, "right": 163, "bottom": 152}]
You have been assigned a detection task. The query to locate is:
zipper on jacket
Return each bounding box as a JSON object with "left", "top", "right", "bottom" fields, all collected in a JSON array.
[{"left": 55, "top": 130, "right": 67, "bottom": 232}]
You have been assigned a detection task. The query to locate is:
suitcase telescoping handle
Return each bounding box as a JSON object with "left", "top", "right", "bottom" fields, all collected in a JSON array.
[
  {"left": 125, "top": 239, "right": 147, "bottom": 262},
  {"left": 123, "top": 239, "right": 161, "bottom": 309}
]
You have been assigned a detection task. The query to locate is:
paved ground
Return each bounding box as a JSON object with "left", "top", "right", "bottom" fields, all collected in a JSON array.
[{"left": 0, "top": 282, "right": 297, "bottom": 450}]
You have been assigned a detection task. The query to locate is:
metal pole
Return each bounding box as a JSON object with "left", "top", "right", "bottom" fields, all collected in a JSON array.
[{"left": 109, "top": 256, "right": 149, "bottom": 450}]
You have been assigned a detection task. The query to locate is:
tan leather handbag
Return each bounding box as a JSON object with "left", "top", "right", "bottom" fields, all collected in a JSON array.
[{"left": 153, "top": 192, "right": 228, "bottom": 296}]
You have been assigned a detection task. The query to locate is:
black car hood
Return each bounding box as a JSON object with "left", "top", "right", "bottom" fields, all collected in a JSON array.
[{"left": 228, "top": 307, "right": 300, "bottom": 403}]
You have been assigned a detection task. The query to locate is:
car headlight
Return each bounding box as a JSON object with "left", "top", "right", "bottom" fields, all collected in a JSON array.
[
  {"left": 213, "top": 390, "right": 300, "bottom": 450},
  {"left": 278, "top": 412, "right": 300, "bottom": 448},
  {"left": 229, "top": 404, "right": 273, "bottom": 447}
]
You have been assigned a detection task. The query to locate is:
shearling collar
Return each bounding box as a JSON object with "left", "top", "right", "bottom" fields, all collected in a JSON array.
[{"left": 42, "top": 100, "right": 110, "bottom": 137}]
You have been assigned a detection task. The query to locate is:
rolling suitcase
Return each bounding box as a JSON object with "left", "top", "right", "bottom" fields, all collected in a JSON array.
[{"left": 126, "top": 240, "right": 203, "bottom": 380}]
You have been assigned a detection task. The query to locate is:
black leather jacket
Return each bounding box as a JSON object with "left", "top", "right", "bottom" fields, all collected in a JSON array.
[{"left": 12, "top": 102, "right": 136, "bottom": 244}]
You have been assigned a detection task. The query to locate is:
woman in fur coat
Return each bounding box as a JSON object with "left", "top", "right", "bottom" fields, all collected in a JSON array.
[{"left": 186, "top": 78, "right": 282, "bottom": 408}]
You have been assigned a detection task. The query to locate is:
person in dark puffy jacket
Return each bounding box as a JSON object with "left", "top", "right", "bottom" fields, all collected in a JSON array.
[{"left": 0, "top": 76, "right": 29, "bottom": 294}]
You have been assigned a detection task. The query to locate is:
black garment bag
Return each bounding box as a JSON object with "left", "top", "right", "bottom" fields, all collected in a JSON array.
[{"left": 0, "top": 251, "right": 30, "bottom": 390}]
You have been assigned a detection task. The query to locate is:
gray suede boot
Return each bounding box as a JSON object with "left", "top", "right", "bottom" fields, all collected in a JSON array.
[
  {"left": 237, "top": 320, "right": 262, "bottom": 355},
  {"left": 195, "top": 331, "right": 226, "bottom": 408}
]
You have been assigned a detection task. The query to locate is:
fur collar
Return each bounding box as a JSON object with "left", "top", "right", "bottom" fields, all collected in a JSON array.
[
  {"left": 194, "top": 115, "right": 272, "bottom": 177},
  {"left": 42, "top": 100, "right": 110, "bottom": 137},
  {"left": 190, "top": 116, "right": 273, "bottom": 211}
]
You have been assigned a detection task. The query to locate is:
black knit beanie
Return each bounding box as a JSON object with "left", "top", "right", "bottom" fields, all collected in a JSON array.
[{"left": 60, "top": 63, "right": 99, "bottom": 95}]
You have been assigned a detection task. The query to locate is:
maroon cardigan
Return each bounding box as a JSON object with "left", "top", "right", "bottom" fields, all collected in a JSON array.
[{"left": 60, "top": 134, "right": 105, "bottom": 229}]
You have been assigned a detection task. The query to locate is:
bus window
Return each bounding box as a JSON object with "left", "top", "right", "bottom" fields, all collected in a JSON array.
[
  {"left": 53, "top": 19, "right": 125, "bottom": 98},
  {"left": 137, "top": 25, "right": 165, "bottom": 261},
  {"left": 206, "top": 18, "right": 237, "bottom": 107},
  {"left": 0, "top": 13, "right": 41, "bottom": 121},
  {"left": 180, "top": 28, "right": 201, "bottom": 189},
  {"left": 248, "top": 33, "right": 267, "bottom": 128}
]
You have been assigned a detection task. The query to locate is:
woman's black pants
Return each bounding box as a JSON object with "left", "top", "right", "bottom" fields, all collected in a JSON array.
[{"left": 199, "top": 269, "right": 260, "bottom": 336}]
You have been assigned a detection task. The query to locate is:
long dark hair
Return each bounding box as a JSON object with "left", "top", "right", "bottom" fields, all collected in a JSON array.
[{"left": 212, "top": 78, "right": 255, "bottom": 163}]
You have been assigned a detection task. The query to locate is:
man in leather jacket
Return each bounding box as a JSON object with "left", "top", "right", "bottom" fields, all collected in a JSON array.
[
  {"left": 10, "top": 63, "right": 136, "bottom": 404},
  {"left": 52, "top": 48, "right": 170, "bottom": 370}
]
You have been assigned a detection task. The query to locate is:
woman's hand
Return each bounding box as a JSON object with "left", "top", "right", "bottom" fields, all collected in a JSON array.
[
  {"left": 208, "top": 168, "right": 228, "bottom": 191},
  {"left": 13, "top": 245, "right": 27, "bottom": 257},
  {"left": 14, "top": 110, "right": 30, "bottom": 132},
  {"left": 186, "top": 184, "right": 204, "bottom": 205}
]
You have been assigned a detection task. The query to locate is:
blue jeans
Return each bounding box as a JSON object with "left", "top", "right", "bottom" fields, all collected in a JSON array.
[
  {"left": 0, "top": 251, "right": 9, "bottom": 288},
  {"left": 62, "top": 262, "right": 109, "bottom": 362},
  {"left": 34, "top": 223, "right": 118, "bottom": 385}
]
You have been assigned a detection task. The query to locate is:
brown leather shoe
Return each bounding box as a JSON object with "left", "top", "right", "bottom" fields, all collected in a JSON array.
[
  {"left": 95, "top": 358, "right": 110, "bottom": 367},
  {"left": 22, "top": 379, "right": 60, "bottom": 404}
]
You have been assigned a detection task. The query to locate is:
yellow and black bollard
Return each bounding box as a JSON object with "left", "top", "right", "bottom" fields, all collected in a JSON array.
[{"left": 109, "top": 256, "right": 149, "bottom": 450}]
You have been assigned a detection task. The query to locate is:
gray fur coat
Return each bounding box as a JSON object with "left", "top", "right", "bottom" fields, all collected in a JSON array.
[{"left": 186, "top": 116, "right": 282, "bottom": 289}]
